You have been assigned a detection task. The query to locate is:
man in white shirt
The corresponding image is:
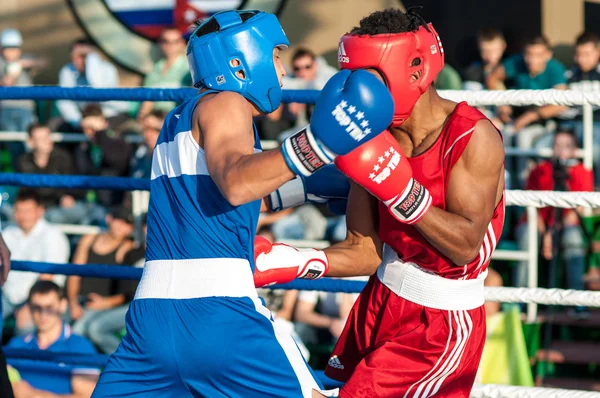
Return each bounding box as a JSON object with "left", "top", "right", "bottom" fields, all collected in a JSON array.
[
  {"left": 56, "top": 38, "right": 128, "bottom": 131},
  {"left": 2, "top": 189, "right": 70, "bottom": 333}
]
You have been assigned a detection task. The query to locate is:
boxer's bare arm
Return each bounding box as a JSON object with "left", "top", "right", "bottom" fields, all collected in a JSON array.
[
  {"left": 198, "top": 91, "right": 295, "bottom": 206},
  {"left": 414, "top": 119, "right": 504, "bottom": 266},
  {"left": 324, "top": 182, "right": 383, "bottom": 277}
]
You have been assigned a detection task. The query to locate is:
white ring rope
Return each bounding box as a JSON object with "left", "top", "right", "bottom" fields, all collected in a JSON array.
[
  {"left": 506, "top": 190, "right": 600, "bottom": 208},
  {"left": 439, "top": 89, "right": 600, "bottom": 107},
  {"left": 471, "top": 384, "right": 600, "bottom": 398},
  {"left": 485, "top": 287, "right": 600, "bottom": 307}
]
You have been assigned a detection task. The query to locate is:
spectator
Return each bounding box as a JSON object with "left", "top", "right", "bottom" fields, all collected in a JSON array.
[
  {"left": 2, "top": 189, "right": 69, "bottom": 332},
  {"left": 0, "top": 29, "right": 36, "bottom": 131},
  {"left": 7, "top": 281, "right": 98, "bottom": 398},
  {"left": 75, "top": 104, "right": 133, "bottom": 208},
  {"left": 435, "top": 64, "right": 463, "bottom": 90},
  {"left": 0, "top": 29, "right": 40, "bottom": 168},
  {"left": 516, "top": 129, "right": 592, "bottom": 316},
  {"left": 484, "top": 268, "right": 503, "bottom": 316},
  {"left": 80, "top": 214, "right": 147, "bottom": 354},
  {"left": 67, "top": 207, "right": 133, "bottom": 353},
  {"left": 487, "top": 35, "right": 567, "bottom": 184},
  {"left": 464, "top": 28, "right": 508, "bottom": 131},
  {"left": 130, "top": 110, "right": 165, "bottom": 179},
  {"left": 276, "top": 48, "right": 337, "bottom": 140},
  {"left": 137, "top": 28, "right": 189, "bottom": 119},
  {"left": 556, "top": 32, "right": 600, "bottom": 183},
  {"left": 464, "top": 28, "right": 507, "bottom": 91},
  {"left": 55, "top": 39, "right": 129, "bottom": 132},
  {"left": 294, "top": 280, "right": 361, "bottom": 346},
  {"left": 16, "top": 123, "right": 95, "bottom": 224}
]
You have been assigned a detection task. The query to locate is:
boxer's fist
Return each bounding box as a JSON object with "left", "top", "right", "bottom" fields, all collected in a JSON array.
[
  {"left": 253, "top": 236, "right": 329, "bottom": 288},
  {"left": 335, "top": 132, "right": 432, "bottom": 224},
  {"left": 268, "top": 165, "right": 349, "bottom": 215},
  {"left": 282, "top": 70, "right": 394, "bottom": 176}
]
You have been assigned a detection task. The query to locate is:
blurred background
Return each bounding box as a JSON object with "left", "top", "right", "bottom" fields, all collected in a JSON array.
[{"left": 1, "top": 0, "right": 600, "bottom": 396}]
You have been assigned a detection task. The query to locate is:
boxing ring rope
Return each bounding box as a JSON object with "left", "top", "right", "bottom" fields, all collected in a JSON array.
[
  {"left": 2, "top": 87, "right": 600, "bottom": 396},
  {"left": 9, "top": 260, "right": 600, "bottom": 307},
  {"left": 5, "top": 345, "right": 600, "bottom": 397}
]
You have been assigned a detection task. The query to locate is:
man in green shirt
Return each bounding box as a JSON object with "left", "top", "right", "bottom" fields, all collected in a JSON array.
[
  {"left": 137, "top": 28, "right": 190, "bottom": 119},
  {"left": 487, "top": 35, "right": 567, "bottom": 185}
]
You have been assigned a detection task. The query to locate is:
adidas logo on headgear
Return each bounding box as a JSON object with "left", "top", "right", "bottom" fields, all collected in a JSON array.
[
  {"left": 338, "top": 42, "right": 349, "bottom": 63},
  {"left": 328, "top": 355, "right": 344, "bottom": 369}
]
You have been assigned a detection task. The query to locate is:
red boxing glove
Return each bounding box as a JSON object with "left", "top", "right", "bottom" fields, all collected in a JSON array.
[
  {"left": 253, "top": 236, "right": 329, "bottom": 288},
  {"left": 334, "top": 131, "right": 432, "bottom": 224}
]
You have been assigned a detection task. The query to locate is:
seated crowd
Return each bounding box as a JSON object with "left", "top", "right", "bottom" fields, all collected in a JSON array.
[{"left": 1, "top": 24, "right": 600, "bottom": 396}]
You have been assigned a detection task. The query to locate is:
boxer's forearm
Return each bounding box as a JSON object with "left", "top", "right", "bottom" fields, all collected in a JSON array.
[
  {"left": 210, "top": 149, "right": 295, "bottom": 206},
  {"left": 325, "top": 233, "right": 382, "bottom": 277},
  {"left": 414, "top": 206, "right": 485, "bottom": 266}
]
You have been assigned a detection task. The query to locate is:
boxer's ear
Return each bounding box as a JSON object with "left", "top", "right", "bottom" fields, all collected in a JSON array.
[{"left": 410, "top": 58, "right": 422, "bottom": 82}]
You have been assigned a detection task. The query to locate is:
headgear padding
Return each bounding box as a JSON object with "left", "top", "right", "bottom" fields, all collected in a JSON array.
[
  {"left": 338, "top": 24, "right": 444, "bottom": 126},
  {"left": 187, "top": 10, "right": 289, "bottom": 114}
]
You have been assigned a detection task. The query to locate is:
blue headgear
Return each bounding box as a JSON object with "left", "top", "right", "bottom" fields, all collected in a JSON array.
[{"left": 187, "top": 10, "right": 289, "bottom": 114}]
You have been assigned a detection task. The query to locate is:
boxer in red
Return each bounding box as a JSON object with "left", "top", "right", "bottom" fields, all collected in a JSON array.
[{"left": 254, "top": 8, "right": 506, "bottom": 397}]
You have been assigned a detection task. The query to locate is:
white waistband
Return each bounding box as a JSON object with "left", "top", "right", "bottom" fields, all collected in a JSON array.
[
  {"left": 376, "top": 245, "right": 485, "bottom": 311},
  {"left": 134, "top": 259, "right": 258, "bottom": 299}
]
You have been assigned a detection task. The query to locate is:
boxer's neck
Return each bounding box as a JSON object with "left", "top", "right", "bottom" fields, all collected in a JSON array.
[{"left": 391, "top": 88, "right": 456, "bottom": 157}]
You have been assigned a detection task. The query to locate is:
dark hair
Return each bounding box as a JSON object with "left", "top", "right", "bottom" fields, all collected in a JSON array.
[
  {"left": 110, "top": 207, "right": 134, "bottom": 224},
  {"left": 257, "top": 225, "right": 274, "bottom": 240},
  {"left": 292, "top": 48, "right": 315, "bottom": 63},
  {"left": 192, "top": 11, "right": 258, "bottom": 38},
  {"left": 350, "top": 8, "right": 426, "bottom": 68},
  {"left": 524, "top": 35, "right": 551, "bottom": 50},
  {"left": 349, "top": 7, "right": 427, "bottom": 36},
  {"left": 15, "top": 189, "right": 42, "bottom": 206},
  {"left": 146, "top": 109, "right": 167, "bottom": 122},
  {"left": 27, "top": 122, "right": 50, "bottom": 138},
  {"left": 81, "top": 103, "right": 104, "bottom": 119},
  {"left": 70, "top": 38, "right": 92, "bottom": 52},
  {"left": 477, "top": 28, "right": 505, "bottom": 43},
  {"left": 576, "top": 31, "right": 600, "bottom": 47},
  {"left": 554, "top": 127, "right": 579, "bottom": 146},
  {"left": 28, "top": 280, "right": 62, "bottom": 301}
]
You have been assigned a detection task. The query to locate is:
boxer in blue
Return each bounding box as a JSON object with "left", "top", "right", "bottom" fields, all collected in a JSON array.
[{"left": 91, "top": 9, "right": 394, "bottom": 398}]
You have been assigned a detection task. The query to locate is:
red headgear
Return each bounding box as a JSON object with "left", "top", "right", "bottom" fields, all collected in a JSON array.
[{"left": 338, "top": 24, "right": 444, "bottom": 126}]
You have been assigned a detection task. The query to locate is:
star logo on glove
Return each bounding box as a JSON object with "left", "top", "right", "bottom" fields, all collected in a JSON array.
[
  {"left": 369, "top": 148, "right": 402, "bottom": 184},
  {"left": 331, "top": 101, "right": 372, "bottom": 142}
]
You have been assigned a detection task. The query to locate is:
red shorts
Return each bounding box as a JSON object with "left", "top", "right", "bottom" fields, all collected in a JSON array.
[{"left": 325, "top": 275, "right": 486, "bottom": 398}]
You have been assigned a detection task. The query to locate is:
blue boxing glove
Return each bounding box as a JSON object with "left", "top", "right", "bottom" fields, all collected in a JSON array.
[
  {"left": 268, "top": 165, "right": 349, "bottom": 215},
  {"left": 281, "top": 69, "right": 394, "bottom": 177}
]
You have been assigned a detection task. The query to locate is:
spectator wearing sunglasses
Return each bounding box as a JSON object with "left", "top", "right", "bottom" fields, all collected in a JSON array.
[
  {"left": 137, "top": 28, "right": 190, "bottom": 120},
  {"left": 279, "top": 48, "right": 337, "bottom": 139},
  {"left": 6, "top": 281, "right": 99, "bottom": 398}
]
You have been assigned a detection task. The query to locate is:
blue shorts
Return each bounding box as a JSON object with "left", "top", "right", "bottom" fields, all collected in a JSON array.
[{"left": 91, "top": 296, "right": 324, "bottom": 397}]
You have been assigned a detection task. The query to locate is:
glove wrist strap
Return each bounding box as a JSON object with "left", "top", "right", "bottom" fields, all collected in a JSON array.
[
  {"left": 386, "top": 178, "right": 432, "bottom": 224},
  {"left": 282, "top": 125, "right": 335, "bottom": 177},
  {"left": 267, "top": 176, "right": 307, "bottom": 212},
  {"left": 296, "top": 248, "right": 329, "bottom": 280}
]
